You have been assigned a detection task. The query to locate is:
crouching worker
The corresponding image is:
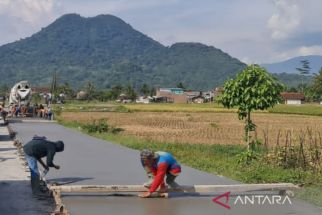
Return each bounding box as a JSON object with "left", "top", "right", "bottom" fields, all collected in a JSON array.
[
  {"left": 139, "top": 149, "right": 181, "bottom": 198},
  {"left": 23, "top": 136, "right": 64, "bottom": 195}
]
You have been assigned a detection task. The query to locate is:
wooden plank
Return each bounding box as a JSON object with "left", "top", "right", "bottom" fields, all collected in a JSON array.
[
  {"left": 51, "top": 190, "right": 70, "bottom": 215},
  {"left": 49, "top": 183, "right": 299, "bottom": 194}
]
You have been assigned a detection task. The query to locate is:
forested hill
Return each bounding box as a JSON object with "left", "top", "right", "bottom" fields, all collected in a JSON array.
[{"left": 0, "top": 14, "right": 246, "bottom": 90}]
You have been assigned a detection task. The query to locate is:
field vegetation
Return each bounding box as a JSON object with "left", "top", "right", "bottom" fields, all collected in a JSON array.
[{"left": 55, "top": 102, "right": 322, "bottom": 206}]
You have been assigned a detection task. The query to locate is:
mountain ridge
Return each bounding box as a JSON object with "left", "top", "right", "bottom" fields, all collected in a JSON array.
[
  {"left": 0, "top": 13, "right": 247, "bottom": 90},
  {"left": 261, "top": 55, "right": 322, "bottom": 74}
]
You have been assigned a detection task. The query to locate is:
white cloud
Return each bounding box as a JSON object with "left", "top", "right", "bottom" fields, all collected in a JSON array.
[
  {"left": 267, "top": 0, "right": 300, "bottom": 40},
  {"left": 0, "top": 0, "right": 61, "bottom": 45},
  {"left": 298, "top": 45, "right": 322, "bottom": 56},
  {"left": 62, "top": 0, "right": 179, "bottom": 17},
  {"left": 270, "top": 45, "right": 322, "bottom": 62},
  {"left": 0, "top": 0, "right": 58, "bottom": 23}
]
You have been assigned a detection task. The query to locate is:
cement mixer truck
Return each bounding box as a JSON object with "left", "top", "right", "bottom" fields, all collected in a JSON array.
[{"left": 9, "top": 80, "right": 32, "bottom": 107}]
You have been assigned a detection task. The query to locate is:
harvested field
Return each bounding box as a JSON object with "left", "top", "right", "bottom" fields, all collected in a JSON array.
[{"left": 61, "top": 112, "right": 322, "bottom": 146}]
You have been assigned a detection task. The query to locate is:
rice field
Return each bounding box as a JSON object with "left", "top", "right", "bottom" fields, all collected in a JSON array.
[{"left": 60, "top": 111, "right": 322, "bottom": 146}]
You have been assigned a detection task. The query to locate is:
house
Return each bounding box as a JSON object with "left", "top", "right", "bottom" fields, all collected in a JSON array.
[
  {"left": 136, "top": 96, "right": 153, "bottom": 104},
  {"left": 186, "top": 91, "right": 201, "bottom": 103},
  {"left": 202, "top": 91, "right": 214, "bottom": 102},
  {"left": 191, "top": 95, "right": 205, "bottom": 103},
  {"left": 76, "top": 91, "right": 87, "bottom": 100},
  {"left": 280, "top": 92, "right": 305, "bottom": 105},
  {"left": 32, "top": 87, "right": 50, "bottom": 95},
  {"left": 117, "top": 94, "right": 132, "bottom": 103},
  {"left": 155, "top": 88, "right": 188, "bottom": 103}
]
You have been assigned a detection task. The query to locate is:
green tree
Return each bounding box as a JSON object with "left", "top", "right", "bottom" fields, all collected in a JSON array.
[
  {"left": 124, "top": 85, "right": 137, "bottom": 101},
  {"left": 51, "top": 71, "right": 58, "bottom": 94},
  {"left": 176, "top": 82, "right": 186, "bottom": 90},
  {"left": 296, "top": 60, "right": 311, "bottom": 92},
  {"left": 57, "top": 82, "right": 74, "bottom": 99},
  {"left": 140, "top": 84, "right": 150, "bottom": 96},
  {"left": 312, "top": 67, "right": 322, "bottom": 100},
  {"left": 84, "top": 81, "right": 96, "bottom": 101},
  {"left": 110, "top": 85, "right": 123, "bottom": 100},
  {"left": 221, "top": 64, "right": 283, "bottom": 153},
  {"left": 149, "top": 87, "right": 156, "bottom": 97},
  {"left": 32, "top": 93, "right": 42, "bottom": 104}
]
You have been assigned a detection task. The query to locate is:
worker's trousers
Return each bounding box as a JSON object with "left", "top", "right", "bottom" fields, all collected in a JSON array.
[{"left": 25, "top": 155, "right": 41, "bottom": 193}]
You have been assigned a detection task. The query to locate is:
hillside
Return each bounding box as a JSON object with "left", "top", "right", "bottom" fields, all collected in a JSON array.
[
  {"left": 262, "top": 55, "right": 322, "bottom": 74},
  {"left": 0, "top": 14, "right": 246, "bottom": 90}
]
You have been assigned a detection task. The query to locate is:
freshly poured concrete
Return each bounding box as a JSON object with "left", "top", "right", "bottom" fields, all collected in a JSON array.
[{"left": 11, "top": 121, "right": 322, "bottom": 215}]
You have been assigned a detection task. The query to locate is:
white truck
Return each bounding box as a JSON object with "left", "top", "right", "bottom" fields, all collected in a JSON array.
[{"left": 9, "top": 81, "right": 32, "bottom": 107}]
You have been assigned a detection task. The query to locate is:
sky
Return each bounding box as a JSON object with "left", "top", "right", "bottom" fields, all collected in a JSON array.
[{"left": 0, "top": 0, "right": 322, "bottom": 64}]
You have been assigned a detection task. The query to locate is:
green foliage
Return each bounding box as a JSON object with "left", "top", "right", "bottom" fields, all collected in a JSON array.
[
  {"left": 221, "top": 64, "right": 284, "bottom": 154},
  {"left": 81, "top": 119, "right": 124, "bottom": 134},
  {"left": 140, "top": 84, "right": 150, "bottom": 96},
  {"left": 269, "top": 104, "right": 322, "bottom": 116},
  {"left": 296, "top": 59, "right": 311, "bottom": 75},
  {"left": 84, "top": 81, "right": 95, "bottom": 100},
  {"left": 124, "top": 85, "right": 137, "bottom": 101},
  {"left": 82, "top": 119, "right": 109, "bottom": 133},
  {"left": 273, "top": 73, "right": 313, "bottom": 87},
  {"left": 114, "top": 105, "right": 130, "bottom": 112},
  {"left": 221, "top": 64, "right": 284, "bottom": 114},
  {"left": 0, "top": 14, "right": 246, "bottom": 91},
  {"left": 312, "top": 68, "right": 322, "bottom": 99},
  {"left": 58, "top": 117, "right": 322, "bottom": 206}
]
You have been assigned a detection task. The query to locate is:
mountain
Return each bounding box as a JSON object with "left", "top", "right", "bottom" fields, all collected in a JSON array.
[
  {"left": 262, "top": 55, "right": 322, "bottom": 74},
  {"left": 0, "top": 14, "right": 246, "bottom": 90}
]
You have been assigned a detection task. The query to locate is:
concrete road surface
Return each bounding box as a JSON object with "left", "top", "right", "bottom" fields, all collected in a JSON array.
[{"left": 11, "top": 121, "right": 322, "bottom": 215}]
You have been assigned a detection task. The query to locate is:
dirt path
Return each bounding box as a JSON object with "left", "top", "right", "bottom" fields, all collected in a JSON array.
[{"left": 10, "top": 121, "right": 322, "bottom": 215}]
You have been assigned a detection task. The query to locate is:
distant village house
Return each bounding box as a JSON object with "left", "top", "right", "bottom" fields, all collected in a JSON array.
[
  {"left": 280, "top": 92, "right": 305, "bottom": 105},
  {"left": 155, "top": 88, "right": 188, "bottom": 103}
]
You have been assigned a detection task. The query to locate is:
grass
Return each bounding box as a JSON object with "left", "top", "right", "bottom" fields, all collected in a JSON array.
[
  {"left": 58, "top": 118, "right": 322, "bottom": 207},
  {"left": 55, "top": 102, "right": 322, "bottom": 206},
  {"left": 269, "top": 104, "right": 322, "bottom": 116},
  {"left": 123, "top": 103, "right": 237, "bottom": 113},
  {"left": 59, "top": 111, "right": 322, "bottom": 146}
]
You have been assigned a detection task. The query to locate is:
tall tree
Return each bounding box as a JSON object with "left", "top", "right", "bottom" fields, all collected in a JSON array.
[
  {"left": 221, "top": 65, "right": 283, "bottom": 155},
  {"left": 312, "top": 67, "right": 322, "bottom": 100},
  {"left": 125, "top": 85, "right": 137, "bottom": 101},
  {"left": 84, "top": 81, "right": 96, "bottom": 100},
  {"left": 296, "top": 60, "right": 311, "bottom": 92},
  {"left": 110, "top": 85, "right": 123, "bottom": 100},
  {"left": 176, "top": 82, "right": 186, "bottom": 90},
  {"left": 57, "top": 82, "right": 74, "bottom": 99},
  {"left": 51, "top": 71, "right": 58, "bottom": 94},
  {"left": 140, "top": 84, "right": 150, "bottom": 96}
]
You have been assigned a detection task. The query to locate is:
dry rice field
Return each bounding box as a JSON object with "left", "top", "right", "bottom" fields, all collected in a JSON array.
[{"left": 61, "top": 112, "right": 322, "bottom": 146}]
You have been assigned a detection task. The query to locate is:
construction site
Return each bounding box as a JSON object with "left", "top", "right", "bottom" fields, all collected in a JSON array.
[
  {"left": 0, "top": 77, "right": 321, "bottom": 215},
  {"left": 0, "top": 116, "right": 321, "bottom": 215}
]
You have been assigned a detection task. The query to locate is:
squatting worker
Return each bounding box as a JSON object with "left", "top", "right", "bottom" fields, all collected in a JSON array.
[
  {"left": 23, "top": 135, "right": 64, "bottom": 194},
  {"left": 139, "top": 149, "right": 181, "bottom": 198}
]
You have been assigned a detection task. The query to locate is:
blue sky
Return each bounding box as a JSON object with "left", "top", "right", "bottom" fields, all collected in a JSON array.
[{"left": 0, "top": 0, "right": 322, "bottom": 63}]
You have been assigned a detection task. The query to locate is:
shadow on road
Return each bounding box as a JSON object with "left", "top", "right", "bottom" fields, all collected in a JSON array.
[{"left": 48, "top": 177, "right": 94, "bottom": 185}]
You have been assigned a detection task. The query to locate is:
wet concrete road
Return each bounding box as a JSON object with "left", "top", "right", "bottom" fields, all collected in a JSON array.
[{"left": 11, "top": 121, "right": 322, "bottom": 215}]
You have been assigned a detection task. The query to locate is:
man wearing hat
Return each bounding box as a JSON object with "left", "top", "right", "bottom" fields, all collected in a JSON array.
[
  {"left": 139, "top": 149, "right": 181, "bottom": 198},
  {"left": 23, "top": 135, "right": 64, "bottom": 194}
]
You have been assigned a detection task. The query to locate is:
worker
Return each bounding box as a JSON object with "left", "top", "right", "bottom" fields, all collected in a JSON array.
[
  {"left": 139, "top": 149, "right": 181, "bottom": 198},
  {"left": 23, "top": 135, "right": 64, "bottom": 194}
]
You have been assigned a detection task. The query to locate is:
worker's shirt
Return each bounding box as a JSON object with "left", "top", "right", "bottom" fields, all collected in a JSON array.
[
  {"left": 142, "top": 151, "right": 181, "bottom": 193},
  {"left": 23, "top": 138, "right": 57, "bottom": 167}
]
